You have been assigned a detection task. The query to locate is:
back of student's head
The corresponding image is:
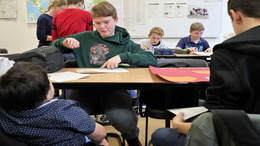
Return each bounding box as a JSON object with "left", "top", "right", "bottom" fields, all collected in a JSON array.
[
  {"left": 47, "top": 0, "right": 66, "bottom": 11},
  {"left": 0, "top": 62, "right": 50, "bottom": 112},
  {"left": 90, "top": 1, "right": 117, "bottom": 20},
  {"left": 149, "top": 27, "right": 164, "bottom": 36},
  {"left": 228, "top": 0, "right": 260, "bottom": 19},
  {"left": 67, "top": 0, "right": 83, "bottom": 5},
  {"left": 190, "top": 22, "right": 205, "bottom": 32}
]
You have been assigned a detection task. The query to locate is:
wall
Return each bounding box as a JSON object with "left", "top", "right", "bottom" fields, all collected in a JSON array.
[
  {"left": 0, "top": 0, "right": 233, "bottom": 54},
  {"left": 132, "top": 0, "right": 233, "bottom": 48},
  {"left": 126, "top": 0, "right": 223, "bottom": 38},
  {"left": 0, "top": 0, "right": 38, "bottom": 54}
]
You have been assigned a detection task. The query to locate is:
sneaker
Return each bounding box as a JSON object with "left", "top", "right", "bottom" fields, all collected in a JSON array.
[{"left": 95, "top": 114, "right": 110, "bottom": 126}]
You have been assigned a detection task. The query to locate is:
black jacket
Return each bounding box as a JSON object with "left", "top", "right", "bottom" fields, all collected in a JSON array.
[{"left": 204, "top": 25, "right": 260, "bottom": 114}]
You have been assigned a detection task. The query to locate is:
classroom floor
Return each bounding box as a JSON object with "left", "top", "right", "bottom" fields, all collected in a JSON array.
[{"left": 103, "top": 115, "right": 169, "bottom": 146}]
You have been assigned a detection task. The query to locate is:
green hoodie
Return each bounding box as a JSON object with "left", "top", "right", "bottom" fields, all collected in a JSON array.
[{"left": 51, "top": 26, "right": 157, "bottom": 68}]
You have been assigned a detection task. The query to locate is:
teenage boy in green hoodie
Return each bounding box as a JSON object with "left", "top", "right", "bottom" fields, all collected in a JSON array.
[{"left": 51, "top": 1, "right": 157, "bottom": 145}]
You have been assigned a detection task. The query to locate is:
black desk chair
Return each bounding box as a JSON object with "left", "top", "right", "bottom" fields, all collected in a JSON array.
[
  {"left": 139, "top": 58, "right": 209, "bottom": 146},
  {"left": 0, "top": 128, "right": 27, "bottom": 146},
  {"left": 0, "top": 48, "right": 8, "bottom": 54}
]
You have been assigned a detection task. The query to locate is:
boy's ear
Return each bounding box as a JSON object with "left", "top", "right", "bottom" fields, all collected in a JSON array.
[
  {"left": 45, "top": 89, "right": 52, "bottom": 100},
  {"left": 53, "top": 4, "right": 58, "bottom": 9},
  {"left": 78, "top": 1, "right": 83, "bottom": 7},
  {"left": 230, "top": 10, "right": 242, "bottom": 24},
  {"left": 148, "top": 34, "right": 150, "bottom": 38}
]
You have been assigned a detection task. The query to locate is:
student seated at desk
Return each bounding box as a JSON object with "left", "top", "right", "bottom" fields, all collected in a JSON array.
[
  {"left": 176, "top": 22, "right": 212, "bottom": 53},
  {"left": 150, "top": 0, "right": 260, "bottom": 145},
  {"left": 0, "top": 62, "right": 108, "bottom": 145},
  {"left": 138, "top": 27, "right": 169, "bottom": 54},
  {"left": 51, "top": 1, "right": 157, "bottom": 146}
]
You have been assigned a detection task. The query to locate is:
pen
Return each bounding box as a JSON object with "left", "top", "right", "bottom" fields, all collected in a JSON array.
[{"left": 118, "top": 63, "right": 130, "bottom": 67}]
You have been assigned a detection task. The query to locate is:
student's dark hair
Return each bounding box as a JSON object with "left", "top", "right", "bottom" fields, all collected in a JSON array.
[
  {"left": 228, "top": 0, "right": 260, "bottom": 19},
  {"left": 90, "top": 1, "right": 117, "bottom": 20},
  {"left": 0, "top": 62, "right": 50, "bottom": 111},
  {"left": 67, "top": 0, "right": 84, "bottom": 5}
]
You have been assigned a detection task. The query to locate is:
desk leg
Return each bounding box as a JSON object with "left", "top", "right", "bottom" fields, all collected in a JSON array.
[{"left": 165, "top": 87, "right": 171, "bottom": 127}]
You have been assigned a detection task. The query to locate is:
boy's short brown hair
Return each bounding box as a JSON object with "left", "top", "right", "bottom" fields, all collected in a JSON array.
[
  {"left": 48, "top": 0, "right": 66, "bottom": 11},
  {"left": 67, "top": 0, "right": 84, "bottom": 5},
  {"left": 190, "top": 22, "right": 205, "bottom": 32},
  {"left": 90, "top": 1, "right": 117, "bottom": 20},
  {"left": 149, "top": 27, "right": 164, "bottom": 36}
]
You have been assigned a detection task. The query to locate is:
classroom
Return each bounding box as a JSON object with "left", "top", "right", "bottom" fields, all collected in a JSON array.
[
  {"left": 0, "top": 0, "right": 233, "bottom": 54},
  {"left": 1, "top": 0, "right": 260, "bottom": 146}
]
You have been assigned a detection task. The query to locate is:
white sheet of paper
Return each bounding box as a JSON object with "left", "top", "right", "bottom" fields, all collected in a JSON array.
[
  {"left": 48, "top": 72, "right": 90, "bottom": 82},
  {"left": 192, "top": 52, "right": 213, "bottom": 56},
  {"left": 76, "top": 68, "right": 128, "bottom": 74},
  {"left": 168, "top": 106, "right": 208, "bottom": 120}
]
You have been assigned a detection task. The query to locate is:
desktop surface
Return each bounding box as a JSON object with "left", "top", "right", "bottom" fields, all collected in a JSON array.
[{"left": 52, "top": 68, "right": 209, "bottom": 90}]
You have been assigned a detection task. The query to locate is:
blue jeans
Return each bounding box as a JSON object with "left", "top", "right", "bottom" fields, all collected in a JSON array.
[
  {"left": 150, "top": 128, "right": 186, "bottom": 146},
  {"left": 68, "top": 89, "right": 139, "bottom": 140}
]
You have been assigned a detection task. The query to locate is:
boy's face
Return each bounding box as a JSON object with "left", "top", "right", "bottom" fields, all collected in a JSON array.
[
  {"left": 93, "top": 16, "right": 118, "bottom": 38},
  {"left": 190, "top": 30, "right": 204, "bottom": 41},
  {"left": 148, "top": 33, "right": 162, "bottom": 45}
]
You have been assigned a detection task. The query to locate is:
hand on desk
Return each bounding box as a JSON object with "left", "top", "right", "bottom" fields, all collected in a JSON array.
[
  {"left": 204, "top": 48, "right": 213, "bottom": 53},
  {"left": 100, "top": 55, "right": 121, "bottom": 69},
  {"left": 63, "top": 38, "right": 80, "bottom": 49},
  {"left": 141, "top": 45, "right": 149, "bottom": 51},
  {"left": 188, "top": 47, "right": 212, "bottom": 53},
  {"left": 188, "top": 47, "right": 198, "bottom": 52}
]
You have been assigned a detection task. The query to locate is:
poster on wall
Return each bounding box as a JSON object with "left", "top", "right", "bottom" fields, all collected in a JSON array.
[
  {"left": 26, "top": 0, "right": 51, "bottom": 23},
  {"left": 0, "top": 0, "right": 17, "bottom": 18},
  {"left": 187, "top": 5, "right": 209, "bottom": 19},
  {"left": 26, "top": 0, "right": 98, "bottom": 23},
  {"left": 26, "top": 0, "right": 115, "bottom": 23}
]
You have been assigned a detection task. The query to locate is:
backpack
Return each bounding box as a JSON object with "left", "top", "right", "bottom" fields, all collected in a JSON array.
[
  {"left": 1, "top": 46, "right": 65, "bottom": 73},
  {"left": 212, "top": 110, "right": 260, "bottom": 146}
]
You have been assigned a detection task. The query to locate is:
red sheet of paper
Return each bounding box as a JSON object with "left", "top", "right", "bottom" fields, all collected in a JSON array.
[{"left": 149, "top": 66, "right": 210, "bottom": 83}]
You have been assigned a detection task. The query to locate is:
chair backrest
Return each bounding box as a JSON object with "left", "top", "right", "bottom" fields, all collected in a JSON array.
[
  {"left": 64, "top": 60, "right": 78, "bottom": 68},
  {"left": 0, "top": 48, "right": 8, "bottom": 54},
  {"left": 212, "top": 110, "right": 260, "bottom": 146},
  {"left": 157, "top": 58, "right": 209, "bottom": 68},
  {"left": 0, "top": 128, "right": 27, "bottom": 146}
]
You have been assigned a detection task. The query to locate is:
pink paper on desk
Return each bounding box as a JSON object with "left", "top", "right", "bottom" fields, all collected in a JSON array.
[{"left": 149, "top": 66, "right": 210, "bottom": 83}]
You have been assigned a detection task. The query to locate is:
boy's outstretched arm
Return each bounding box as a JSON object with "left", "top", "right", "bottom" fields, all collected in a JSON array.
[
  {"left": 88, "top": 123, "right": 109, "bottom": 145},
  {"left": 63, "top": 38, "right": 80, "bottom": 49}
]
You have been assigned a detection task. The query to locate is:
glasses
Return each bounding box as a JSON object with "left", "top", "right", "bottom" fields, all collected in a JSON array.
[
  {"left": 60, "top": 6, "right": 65, "bottom": 10},
  {"left": 82, "top": 4, "right": 85, "bottom": 10}
]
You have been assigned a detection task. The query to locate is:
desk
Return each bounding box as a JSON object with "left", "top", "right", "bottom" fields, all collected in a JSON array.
[
  {"left": 52, "top": 68, "right": 208, "bottom": 90},
  {"left": 52, "top": 68, "right": 170, "bottom": 90},
  {"left": 52, "top": 67, "right": 209, "bottom": 146},
  {"left": 156, "top": 53, "right": 211, "bottom": 61}
]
